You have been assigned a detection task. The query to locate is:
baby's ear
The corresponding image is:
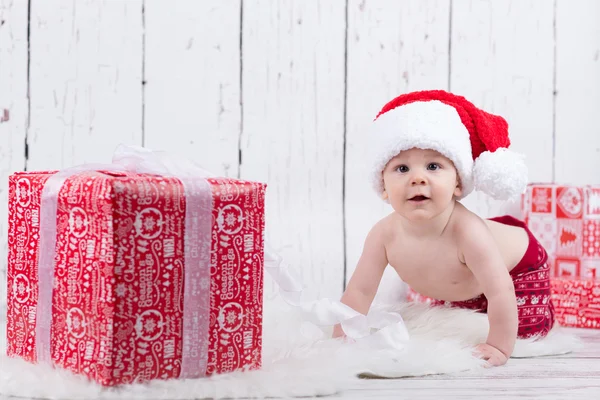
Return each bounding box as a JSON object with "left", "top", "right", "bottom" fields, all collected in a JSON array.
[
  {"left": 382, "top": 190, "right": 389, "bottom": 200},
  {"left": 454, "top": 178, "right": 463, "bottom": 197},
  {"left": 454, "top": 186, "right": 462, "bottom": 198}
]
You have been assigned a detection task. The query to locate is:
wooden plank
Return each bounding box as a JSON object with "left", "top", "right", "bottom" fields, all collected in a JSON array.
[
  {"left": 144, "top": 0, "right": 241, "bottom": 177},
  {"left": 26, "top": 0, "right": 143, "bottom": 171},
  {"left": 450, "top": 0, "right": 554, "bottom": 219},
  {"left": 335, "top": 328, "right": 600, "bottom": 398},
  {"left": 240, "top": 0, "right": 346, "bottom": 299},
  {"left": 0, "top": 0, "right": 28, "bottom": 310},
  {"left": 567, "top": 327, "right": 600, "bottom": 341},
  {"left": 430, "top": 357, "right": 600, "bottom": 379},
  {"left": 341, "top": 382, "right": 600, "bottom": 399},
  {"left": 555, "top": 0, "right": 600, "bottom": 185},
  {"left": 340, "top": 357, "right": 600, "bottom": 399},
  {"left": 345, "top": 0, "right": 450, "bottom": 290},
  {"left": 553, "top": 327, "right": 600, "bottom": 358}
]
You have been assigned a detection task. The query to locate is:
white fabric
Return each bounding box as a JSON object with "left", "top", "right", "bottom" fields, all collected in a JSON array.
[
  {"left": 369, "top": 100, "right": 474, "bottom": 199},
  {"left": 0, "top": 297, "right": 582, "bottom": 399}
]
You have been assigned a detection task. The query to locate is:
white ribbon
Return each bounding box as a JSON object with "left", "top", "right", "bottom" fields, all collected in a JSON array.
[
  {"left": 37, "top": 163, "right": 132, "bottom": 365},
  {"left": 35, "top": 144, "right": 409, "bottom": 371},
  {"left": 111, "top": 146, "right": 214, "bottom": 377},
  {"left": 264, "top": 245, "right": 409, "bottom": 349}
]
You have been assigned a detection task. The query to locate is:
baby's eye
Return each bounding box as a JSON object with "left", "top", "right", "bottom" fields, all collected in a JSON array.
[
  {"left": 396, "top": 165, "right": 409, "bottom": 173},
  {"left": 427, "top": 163, "right": 440, "bottom": 171}
]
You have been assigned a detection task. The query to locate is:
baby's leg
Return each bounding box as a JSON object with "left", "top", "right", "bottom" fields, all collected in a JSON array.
[
  {"left": 513, "top": 253, "right": 555, "bottom": 339},
  {"left": 493, "top": 214, "right": 556, "bottom": 338}
]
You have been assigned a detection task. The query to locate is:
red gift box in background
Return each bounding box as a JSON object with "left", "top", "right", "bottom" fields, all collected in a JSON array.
[
  {"left": 6, "top": 170, "right": 267, "bottom": 386},
  {"left": 522, "top": 184, "right": 600, "bottom": 329}
]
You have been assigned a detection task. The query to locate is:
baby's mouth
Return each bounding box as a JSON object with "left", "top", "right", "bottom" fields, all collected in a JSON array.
[{"left": 409, "top": 195, "right": 430, "bottom": 202}]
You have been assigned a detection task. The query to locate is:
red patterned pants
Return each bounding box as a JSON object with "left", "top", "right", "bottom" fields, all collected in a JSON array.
[{"left": 407, "top": 215, "right": 555, "bottom": 339}]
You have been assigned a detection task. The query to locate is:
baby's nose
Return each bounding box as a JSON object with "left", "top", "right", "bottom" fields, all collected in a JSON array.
[{"left": 411, "top": 175, "right": 427, "bottom": 185}]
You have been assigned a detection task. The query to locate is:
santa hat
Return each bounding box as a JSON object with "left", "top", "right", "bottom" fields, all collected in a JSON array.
[{"left": 369, "top": 90, "right": 528, "bottom": 201}]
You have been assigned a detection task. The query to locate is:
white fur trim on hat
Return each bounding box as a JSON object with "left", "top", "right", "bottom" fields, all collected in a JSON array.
[{"left": 370, "top": 100, "right": 474, "bottom": 199}]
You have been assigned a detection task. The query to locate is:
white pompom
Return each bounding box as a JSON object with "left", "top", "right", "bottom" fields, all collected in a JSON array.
[{"left": 472, "top": 148, "right": 528, "bottom": 201}]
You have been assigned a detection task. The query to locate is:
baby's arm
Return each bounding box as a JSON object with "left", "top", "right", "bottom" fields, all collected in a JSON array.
[
  {"left": 459, "top": 219, "right": 518, "bottom": 361},
  {"left": 332, "top": 222, "right": 389, "bottom": 338}
]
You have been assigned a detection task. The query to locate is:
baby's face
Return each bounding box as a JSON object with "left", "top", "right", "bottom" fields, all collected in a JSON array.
[{"left": 381, "top": 148, "right": 462, "bottom": 220}]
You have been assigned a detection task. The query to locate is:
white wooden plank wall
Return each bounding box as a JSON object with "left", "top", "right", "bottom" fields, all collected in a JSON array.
[
  {"left": 451, "top": 0, "right": 555, "bottom": 218},
  {"left": 0, "top": 0, "right": 28, "bottom": 309},
  {"left": 555, "top": 0, "right": 600, "bottom": 184},
  {"left": 0, "top": 0, "right": 599, "bottom": 306},
  {"left": 240, "top": 1, "right": 346, "bottom": 299},
  {"left": 26, "top": 0, "right": 143, "bottom": 171},
  {"left": 144, "top": 0, "right": 241, "bottom": 177}
]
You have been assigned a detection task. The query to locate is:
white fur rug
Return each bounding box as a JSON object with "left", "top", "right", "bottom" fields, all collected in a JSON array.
[{"left": 0, "top": 295, "right": 582, "bottom": 400}]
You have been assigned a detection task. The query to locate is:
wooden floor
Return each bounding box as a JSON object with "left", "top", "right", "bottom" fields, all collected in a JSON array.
[
  {"left": 332, "top": 328, "right": 600, "bottom": 399},
  {"left": 1, "top": 325, "right": 598, "bottom": 399}
]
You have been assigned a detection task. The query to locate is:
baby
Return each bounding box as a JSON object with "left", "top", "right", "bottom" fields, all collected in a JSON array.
[{"left": 333, "top": 90, "right": 555, "bottom": 367}]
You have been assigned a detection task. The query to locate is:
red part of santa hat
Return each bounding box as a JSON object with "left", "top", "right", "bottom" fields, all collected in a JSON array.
[{"left": 370, "top": 90, "right": 528, "bottom": 200}]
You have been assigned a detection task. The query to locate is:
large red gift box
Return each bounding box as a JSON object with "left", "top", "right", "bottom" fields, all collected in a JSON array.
[
  {"left": 522, "top": 184, "right": 600, "bottom": 329},
  {"left": 6, "top": 170, "right": 267, "bottom": 386}
]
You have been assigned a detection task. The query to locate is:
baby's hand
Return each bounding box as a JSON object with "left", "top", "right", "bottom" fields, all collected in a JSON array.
[
  {"left": 331, "top": 324, "right": 357, "bottom": 344},
  {"left": 332, "top": 324, "right": 346, "bottom": 339},
  {"left": 474, "top": 343, "right": 508, "bottom": 367}
]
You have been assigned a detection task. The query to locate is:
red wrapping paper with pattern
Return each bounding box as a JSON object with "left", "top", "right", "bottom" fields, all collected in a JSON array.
[
  {"left": 5, "top": 170, "right": 267, "bottom": 386},
  {"left": 550, "top": 278, "right": 600, "bottom": 329},
  {"left": 522, "top": 183, "right": 600, "bottom": 328}
]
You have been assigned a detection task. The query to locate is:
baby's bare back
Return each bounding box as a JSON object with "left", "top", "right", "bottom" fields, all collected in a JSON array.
[{"left": 384, "top": 204, "right": 529, "bottom": 302}]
